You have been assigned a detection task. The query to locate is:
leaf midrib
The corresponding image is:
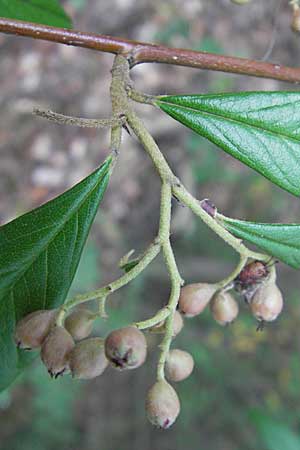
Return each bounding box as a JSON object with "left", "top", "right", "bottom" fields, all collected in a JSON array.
[{"left": 157, "top": 99, "right": 300, "bottom": 144}]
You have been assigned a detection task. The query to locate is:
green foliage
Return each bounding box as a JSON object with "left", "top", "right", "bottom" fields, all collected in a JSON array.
[
  {"left": 0, "top": 157, "right": 112, "bottom": 391},
  {"left": 156, "top": 92, "right": 300, "bottom": 196},
  {"left": 0, "top": 0, "right": 72, "bottom": 28},
  {"left": 221, "top": 217, "right": 300, "bottom": 268},
  {"left": 250, "top": 409, "right": 300, "bottom": 450}
]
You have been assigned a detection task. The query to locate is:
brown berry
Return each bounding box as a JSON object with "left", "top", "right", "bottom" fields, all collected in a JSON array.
[
  {"left": 105, "top": 326, "right": 147, "bottom": 370},
  {"left": 64, "top": 308, "right": 95, "bottom": 341},
  {"left": 178, "top": 283, "right": 216, "bottom": 317},
  {"left": 291, "top": 5, "right": 300, "bottom": 33},
  {"left": 146, "top": 380, "right": 180, "bottom": 429},
  {"left": 210, "top": 291, "right": 239, "bottom": 325},
  {"left": 250, "top": 281, "right": 283, "bottom": 322},
  {"left": 235, "top": 260, "right": 268, "bottom": 289},
  {"left": 166, "top": 349, "right": 194, "bottom": 382},
  {"left": 41, "top": 326, "right": 74, "bottom": 378},
  {"left": 15, "top": 309, "right": 57, "bottom": 350},
  {"left": 69, "top": 337, "right": 108, "bottom": 379}
]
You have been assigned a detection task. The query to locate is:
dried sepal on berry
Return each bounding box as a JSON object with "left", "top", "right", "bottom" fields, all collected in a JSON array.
[
  {"left": 41, "top": 326, "right": 74, "bottom": 378},
  {"left": 146, "top": 380, "right": 180, "bottom": 429},
  {"left": 105, "top": 326, "right": 147, "bottom": 370},
  {"left": 250, "top": 281, "right": 283, "bottom": 322},
  {"left": 15, "top": 309, "right": 57, "bottom": 350},
  {"left": 210, "top": 291, "right": 239, "bottom": 325},
  {"left": 178, "top": 283, "right": 216, "bottom": 318},
  {"left": 69, "top": 337, "right": 108, "bottom": 379},
  {"left": 64, "top": 308, "right": 95, "bottom": 341},
  {"left": 166, "top": 349, "right": 194, "bottom": 382}
]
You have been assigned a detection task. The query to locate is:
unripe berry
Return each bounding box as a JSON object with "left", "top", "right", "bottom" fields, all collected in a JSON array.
[
  {"left": 64, "top": 308, "right": 95, "bottom": 341},
  {"left": 145, "top": 380, "right": 180, "bottom": 429},
  {"left": 165, "top": 349, "right": 194, "bottom": 382},
  {"left": 41, "top": 326, "right": 74, "bottom": 378},
  {"left": 69, "top": 337, "right": 108, "bottom": 379},
  {"left": 15, "top": 309, "right": 57, "bottom": 350},
  {"left": 210, "top": 291, "right": 239, "bottom": 325},
  {"left": 178, "top": 283, "right": 216, "bottom": 318},
  {"left": 105, "top": 326, "right": 147, "bottom": 370},
  {"left": 250, "top": 281, "right": 283, "bottom": 322}
]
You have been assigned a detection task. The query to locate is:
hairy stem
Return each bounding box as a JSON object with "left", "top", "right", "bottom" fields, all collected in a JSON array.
[
  {"left": 0, "top": 18, "right": 300, "bottom": 83},
  {"left": 33, "top": 108, "right": 124, "bottom": 128},
  {"left": 56, "top": 239, "right": 161, "bottom": 325},
  {"left": 217, "top": 255, "right": 248, "bottom": 290},
  {"left": 172, "top": 184, "right": 270, "bottom": 262},
  {"left": 157, "top": 184, "right": 182, "bottom": 381}
]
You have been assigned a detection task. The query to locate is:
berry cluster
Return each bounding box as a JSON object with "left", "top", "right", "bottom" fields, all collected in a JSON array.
[
  {"left": 14, "top": 259, "right": 282, "bottom": 429},
  {"left": 179, "top": 260, "right": 283, "bottom": 328},
  {"left": 15, "top": 306, "right": 193, "bottom": 428}
]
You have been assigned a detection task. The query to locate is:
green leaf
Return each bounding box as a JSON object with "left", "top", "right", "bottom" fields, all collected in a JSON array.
[
  {"left": 0, "top": 0, "right": 72, "bottom": 28},
  {"left": 0, "top": 156, "right": 112, "bottom": 391},
  {"left": 156, "top": 92, "right": 300, "bottom": 196},
  {"left": 221, "top": 215, "right": 300, "bottom": 268},
  {"left": 250, "top": 409, "right": 300, "bottom": 450}
]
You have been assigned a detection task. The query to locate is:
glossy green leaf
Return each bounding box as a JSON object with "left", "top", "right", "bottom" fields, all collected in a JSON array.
[
  {"left": 221, "top": 215, "right": 300, "bottom": 268},
  {"left": 156, "top": 92, "right": 300, "bottom": 196},
  {"left": 0, "top": 0, "right": 72, "bottom": 28},
  {"left": 0, "top": 156, "right": 112, "bottom": 391}
]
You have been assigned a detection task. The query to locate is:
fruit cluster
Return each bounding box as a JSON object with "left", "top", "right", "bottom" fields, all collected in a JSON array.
[
  {"left": 14, "top": 305, "right": 192, "bottom": 428},
  {"left": 179, "top": 261, "right": 283, "bottom": 327},
  {"left": 14, "top": 260, "right": 283, "bottom": 428}
]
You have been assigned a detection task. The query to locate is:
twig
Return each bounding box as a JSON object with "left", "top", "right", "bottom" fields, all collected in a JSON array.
[{"left": 0, "top": 18, "right": 300, "bottom": 83}]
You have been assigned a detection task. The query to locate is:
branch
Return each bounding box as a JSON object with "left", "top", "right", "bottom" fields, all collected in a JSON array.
[{"left": 0, "top": 17, "right": 300, "bottom": 83}]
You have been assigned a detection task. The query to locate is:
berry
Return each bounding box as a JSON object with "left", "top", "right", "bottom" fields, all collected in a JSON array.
[
  {"left": 178, "top": 283, "right": 216, "bottom": 318},
  {"left": 105, "top": 326, "right": 147, "bottom": 370},
  {"left": 235, "top": 261, "right": 268, "bottom": 289},
  {"left": 151, "top": 310, "right": 184, "bottom": 337},
  {"left": 41, "top": 326, "right": 74, "bottom": 378},
  {"left": 15, "top": 309, "right": 57, "bottom": 350},
  {"left": 165, "top": 349, "right": 194, "bottom": 382},
  {"left": 172, "top": 311, "right": 184, "bottom": 337},
  {"left": 250, "top": 281, "right": 283, "bottom": 322},
  {"left": 69, "top": 337, "right": 108, "bottom": 379},
  {"left": 145, "top": 380, "right": 180, "bottom": 429},
  {"left": 64, "top": 308, "right": 95, "bottom": 341},
  {"left": 210, "top": 291, "right": 239, "bottom": 325}
]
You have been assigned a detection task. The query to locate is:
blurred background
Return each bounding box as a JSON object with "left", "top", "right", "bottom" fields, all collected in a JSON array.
[{"left": 1, "top": 0, "right": 300, "bottom": 449}]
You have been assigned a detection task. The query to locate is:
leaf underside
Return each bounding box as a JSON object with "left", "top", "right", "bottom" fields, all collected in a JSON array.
[
  {"left": 0, "top": 0, "right": 72, "bottom": 28},
  {"left": 156, "top": 92, "right": 300, "bottom": 196},
  {"left": 221, "top": 216, "right": 300, "bottom": 269},
  {"left": 0, "top": 156, "right": 112, "bottom": 391}
]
